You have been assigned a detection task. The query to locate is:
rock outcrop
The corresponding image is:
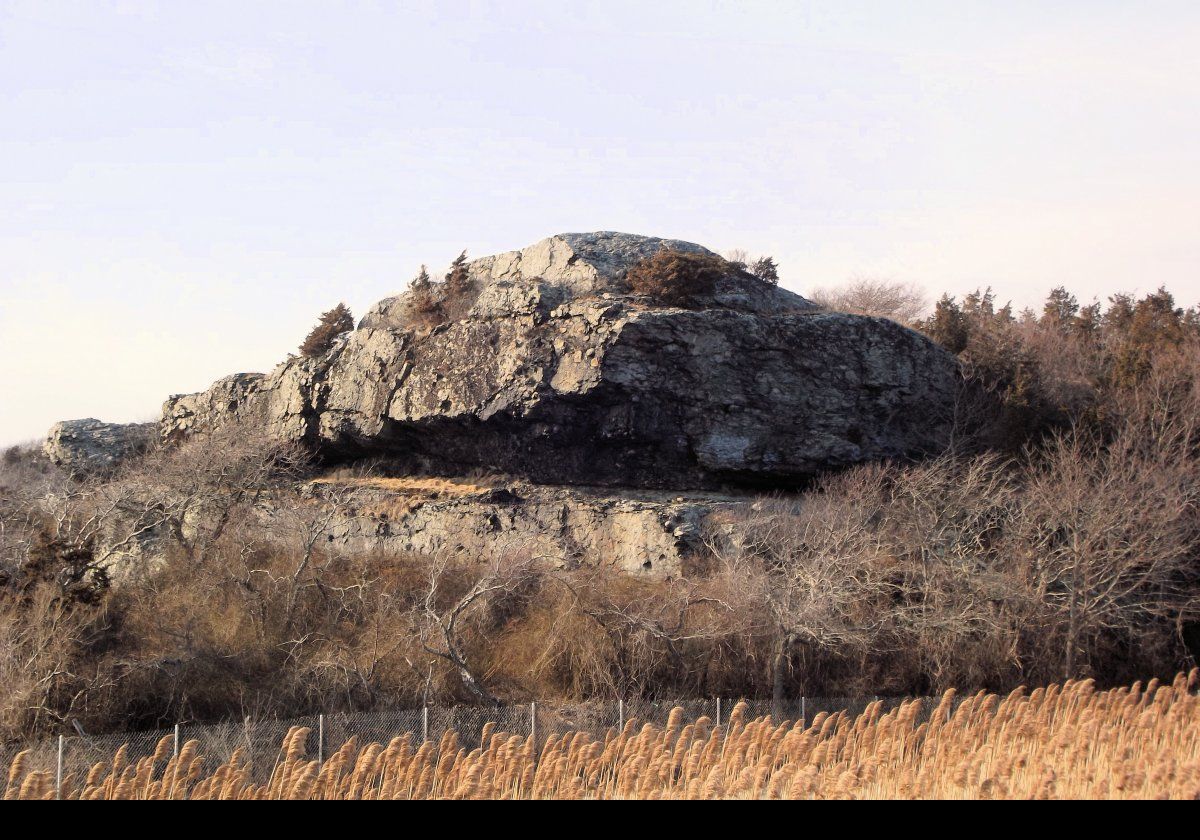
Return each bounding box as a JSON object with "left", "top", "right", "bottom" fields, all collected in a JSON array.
[
  {"left": 286, "top": 477, "right": 735, "bottom": 577},
  {"left": 361, "top": 231, "right": 814, "bottom": 326},
  {"left": 44, "top": 418, "right": 155, "bottom": 475},
  {"left": 161, "top": 232, "right": 959, "bottom": 489},
  {"left": 88, "top": 476, "right": 725, "bottom": 580}
]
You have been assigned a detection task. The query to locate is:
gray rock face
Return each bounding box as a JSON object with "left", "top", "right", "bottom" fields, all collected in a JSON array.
[
  {"left": 285, "top": 479, "right": 735, "bottom": 577},
  {"left": 44, "top": 418, "right": 155, "bottom": 474},
  {"left": 162, "top": 232, "right": 959, "bottom": 489},
  {"left": 360, "top": 231, "right": 817, "bottom": 328},
  {"left": 86, "top": 477, "right": 743, "bottom": 581}
]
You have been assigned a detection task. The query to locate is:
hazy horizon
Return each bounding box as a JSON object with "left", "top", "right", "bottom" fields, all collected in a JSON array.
[{"left": 2, "top": 1, "right": 1199, "bottom": 447}]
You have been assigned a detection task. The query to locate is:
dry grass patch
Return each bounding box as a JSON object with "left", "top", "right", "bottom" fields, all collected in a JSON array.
[
  {"left": 309, "top": 474, "right": 509, "bottom": 522},
  {"left": 310, "top": 475, "right": 502, "bottom": 497}
]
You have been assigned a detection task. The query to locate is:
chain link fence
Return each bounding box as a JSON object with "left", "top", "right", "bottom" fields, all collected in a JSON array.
[{"left": 1, "top": 695, "right": 952, "bottom": 794}]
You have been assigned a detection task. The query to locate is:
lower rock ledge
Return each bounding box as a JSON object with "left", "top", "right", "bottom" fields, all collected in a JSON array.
[{"left": 276, "top": 476, "right": 757, "bottom": 577}]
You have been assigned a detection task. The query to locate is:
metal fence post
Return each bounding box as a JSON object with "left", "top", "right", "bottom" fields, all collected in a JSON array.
[
  {"left": 317, "top": 714, "right": 324, "bottom": 764},
  {"left": 617, "top": 698, "right": 624, "bottom": 730},
  {"left": 173, "top": 723, "right": 180, "bottom": 758},
  {"left": 56, "top": 734, "right": 64, "bottom": 800},
  {"left": 715, "top": 697, "right": 722, "bottom": 727},
  {"left": 801, "top": 696, "right": 806, "bottom": 726},
  {"left": 422, "top": 706, "right": 429, "bottom": 743}
]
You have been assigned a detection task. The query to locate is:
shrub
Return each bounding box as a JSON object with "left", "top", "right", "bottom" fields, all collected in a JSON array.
[
  {"left": 809, "top": 278, "right": 929, "bottom": 323},
  {"left": 299, "top": 303, "right": 354, "bottom": 357},
  {"left": 440, "top": 250, "right": 478, "bottom": 322},
  {"left": 401, "top": 252, "right": 477, "bottom": 328},
  {"left": 625, "top": 249, "right": 730, "bottom": 308},
  {"left": 404, "top": 265, "right": 443, "bottom": 327},
  {"left": 723, "top": 248, "right": 750, "bottom": 271},
  {"left": 749, "top": 256, "right": 779, "bottom": 284},
  {"left": 723, "top": 250, "right": 781, "bottom": 284}
]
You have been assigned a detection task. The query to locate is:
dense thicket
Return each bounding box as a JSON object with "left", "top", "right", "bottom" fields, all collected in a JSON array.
[
  {"left": 1, "top": 284, "right": 1197, "bottom": 743},
  {"left": 917, "top": 285, "right": 1200, "bottom": 452}
]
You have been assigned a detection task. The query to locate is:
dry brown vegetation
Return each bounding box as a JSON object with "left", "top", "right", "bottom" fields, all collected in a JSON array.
[
  {"left": 722, "top": 249, "right": 780, "bottom": 284},
  {"left": 298, "top": 303, "right": 354, "bottom": 357},
  {"left": 1, "top": 285, "right": 1198, "bottom": 750},
  {"left": 7, "top": 674, "right": 1198, "bottom": 799},
  {"left": 625, "top": 249, "right": 734, "bottom": 307},
  {"left": 400, "top": 252, "right": 480, "bottom": 328},
  {"left": 919, "top": 285, "right": 1200, "bottom": 452},
  {"left": 310, "top": 474, "right": 500, "bottom": 496},
  {"left": 810, "top": 277, "right": 929, "bottom": 322}
]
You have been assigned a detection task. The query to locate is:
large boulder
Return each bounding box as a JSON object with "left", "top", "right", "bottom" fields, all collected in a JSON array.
[
  {"left": 44, "top": 418, "right": 155, "bottom": 475},
  {"left": 162, "top": 232, "right": 959, "bottom": 489}
]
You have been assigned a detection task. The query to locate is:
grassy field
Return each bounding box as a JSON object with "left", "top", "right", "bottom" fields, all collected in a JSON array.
[{"left": 7, "top": 673, "right": 1199, "bottom": 800}]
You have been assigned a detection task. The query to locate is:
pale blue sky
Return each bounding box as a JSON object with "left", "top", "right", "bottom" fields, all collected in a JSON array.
[{"left": 2, "top": 1, "right": 1198, "bottom": 445}]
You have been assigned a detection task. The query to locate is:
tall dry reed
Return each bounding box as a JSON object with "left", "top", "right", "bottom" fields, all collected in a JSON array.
[{"left": 7, "top": 673, "right": 1199, "bottom": 799}]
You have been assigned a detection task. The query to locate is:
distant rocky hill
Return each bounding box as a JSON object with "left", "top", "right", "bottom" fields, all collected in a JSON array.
[{"left": 154, "top": 232, "right": 958, "bottom": 488}]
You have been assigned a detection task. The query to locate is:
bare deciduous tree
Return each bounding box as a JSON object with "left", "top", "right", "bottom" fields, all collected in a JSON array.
[
  {"left": 416, "top": 550, "right": 539, "bottom": 705},
  {"left": 713, "top": 484, "right": 901, "bottom": 717},
  {"left": 723, "top": 248, "right": 750, "bottom": 271},
  {"left": 541, "top": 563, "right": 739, "bottom": 699},
  {"left": 810, "top": 277, "right": 929, "bottom": 323},
  {"left": 1016, "top": 426, "right": 1200, "bottom": 680}
]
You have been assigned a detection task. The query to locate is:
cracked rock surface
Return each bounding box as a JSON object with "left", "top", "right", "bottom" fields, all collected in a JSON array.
[
  {"left": 160, "top": 232, "right": 958, "bottom": 489},
  {"left": 284, "top": 479, "right": 737, "bottom": 577}
]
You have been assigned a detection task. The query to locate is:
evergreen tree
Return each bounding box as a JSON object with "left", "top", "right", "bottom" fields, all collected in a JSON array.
[
  {"left": 750, "top": 256, "right": 780, "bottom": 285},
  {"left": 411, "top": 264, "right": 432, "bottom": 292},
  {"left": 1041, "top": 287, "right": 1080, "bottom": 331},
  {"left": 1075, "top": 301, "right": 1103, "bottom": 338},
  {"left": 444, "top": 250, "right": 472, "bottom": 297},
  {"left": 406, "top": 264, "right": 442, "bottom": 325},
  {"left": 299, "top": 303, "right": 354, "bottom": 357},
  {"left": 924, "top": 294, "right": 970, "bottom": 353}
]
